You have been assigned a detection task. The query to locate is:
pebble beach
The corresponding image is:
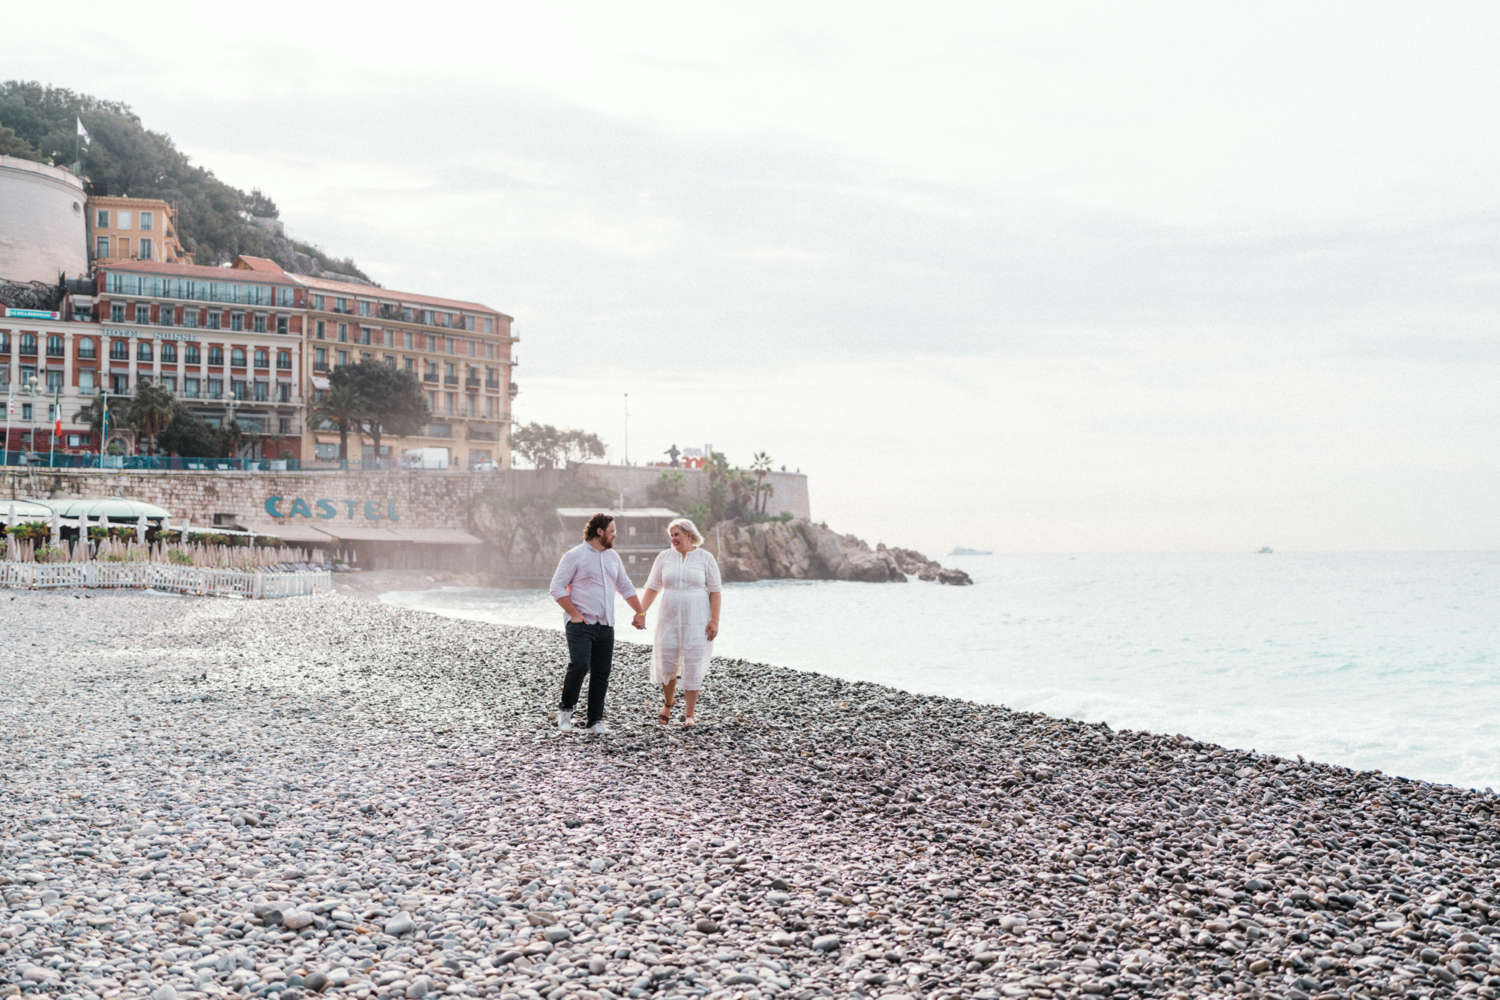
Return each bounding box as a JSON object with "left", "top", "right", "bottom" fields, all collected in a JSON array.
[{"left": 2, "top": 591, "right": 1498, "bottom": 1000}]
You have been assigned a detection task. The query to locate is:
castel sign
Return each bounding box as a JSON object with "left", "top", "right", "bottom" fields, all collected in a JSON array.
[{"left": 265, "top": 497, "right": 401, "bottom": 521}]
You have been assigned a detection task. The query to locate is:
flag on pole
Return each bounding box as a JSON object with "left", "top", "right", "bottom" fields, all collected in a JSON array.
[
  {"left": 76, "top": 117, "right": 90, "bottom": 148},
  {"left": 53, "top": 389, "right": 62, "bottom": 437}
]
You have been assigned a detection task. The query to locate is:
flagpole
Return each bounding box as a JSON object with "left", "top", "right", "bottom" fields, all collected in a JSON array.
[{"left": 100, "top": 395, "right": 108, "bottom": 469}]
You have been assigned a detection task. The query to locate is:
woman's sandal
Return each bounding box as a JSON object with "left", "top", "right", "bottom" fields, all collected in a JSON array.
[
  {"left": 683, "top": 714, "right": 697, "bottom": 728},
  {"left": 657, "top": 704, "right": 672, "bottom": 725}
]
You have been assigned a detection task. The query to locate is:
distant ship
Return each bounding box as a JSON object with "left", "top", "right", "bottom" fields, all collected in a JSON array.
[
  {"left": 948, "top": 547, "right": 993, "bottom": 556},
  {"left": 1257, "top": 546, "right": 1273, "bottom": 554}
]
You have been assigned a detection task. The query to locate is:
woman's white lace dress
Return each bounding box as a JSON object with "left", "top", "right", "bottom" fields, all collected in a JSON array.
[{"left": 646, "top": 547, "right": 723, "bottom": 690}]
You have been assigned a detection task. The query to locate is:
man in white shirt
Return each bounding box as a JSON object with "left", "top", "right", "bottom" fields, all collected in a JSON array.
[{"left": 548, "top": 512, "right": 646, "bottom": 733}]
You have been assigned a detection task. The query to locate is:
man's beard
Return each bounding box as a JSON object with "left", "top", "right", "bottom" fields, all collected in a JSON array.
[{"left": 599, "top": 536, "right": 614, "bottom": 549}]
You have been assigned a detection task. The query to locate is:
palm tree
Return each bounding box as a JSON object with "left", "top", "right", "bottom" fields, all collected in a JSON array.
[
  {"left": 126, "top": 382, "right": 177, "bottom": 456},
  {"left": 73, "top": 394, "right": 106, "bottom": 442},
  {"left": 310, "top": 384, "right": 366, "bottom": 462},
  {"left": 750, "top": 451, "right": 775, "bottom": 515}
]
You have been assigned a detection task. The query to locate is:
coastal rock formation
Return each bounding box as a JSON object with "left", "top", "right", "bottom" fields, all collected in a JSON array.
[
  {"left": 3, "top": 590, "right": 1495, "bottom": 1000},
  {"left": 702, "top": 517, "right": 972, "bottom": 585}
]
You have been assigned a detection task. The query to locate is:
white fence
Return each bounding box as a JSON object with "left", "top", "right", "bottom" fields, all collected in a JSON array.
[{"left": 0, "top": 562, "right": 332, "bottom": 599}]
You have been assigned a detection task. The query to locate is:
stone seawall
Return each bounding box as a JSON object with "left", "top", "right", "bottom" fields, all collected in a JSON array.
[{"left": 6, "top": 468, "right": 491, "bottom": 530}]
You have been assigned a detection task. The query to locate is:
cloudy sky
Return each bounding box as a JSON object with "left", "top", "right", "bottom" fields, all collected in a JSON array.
[{"left": 11, "top": 2, "right": 1499, "bottom": 553}]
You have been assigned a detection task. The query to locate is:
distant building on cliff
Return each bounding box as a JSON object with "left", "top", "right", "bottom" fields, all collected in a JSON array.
[{"left": 85, "top": 196, "right": 192, "bottom": 266}]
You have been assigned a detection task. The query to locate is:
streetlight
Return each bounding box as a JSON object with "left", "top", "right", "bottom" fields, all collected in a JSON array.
[
  {"left": 24, "top": 375, "right": 40, "bottom": 466},
  {"left": 223, "top": 398, "right": 238, "bottom": 468}
]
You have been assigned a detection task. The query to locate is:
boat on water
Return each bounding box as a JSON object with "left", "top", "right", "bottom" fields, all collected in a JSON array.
[
  {"left": 948, "top": 547, "right": 993, "bottom": 556},
  {"left": 1257, "top": 546, "right": 1273, "bottom": 554}
]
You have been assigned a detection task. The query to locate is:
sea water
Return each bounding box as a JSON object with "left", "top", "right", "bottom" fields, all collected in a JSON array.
[{"left": 381, "top": 552, "right": 1500, "bottom": 790}]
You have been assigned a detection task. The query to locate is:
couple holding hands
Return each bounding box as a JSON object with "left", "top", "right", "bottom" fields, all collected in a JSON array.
[{"left": 548, "top": 512, "right": 722, "bottom": 732}]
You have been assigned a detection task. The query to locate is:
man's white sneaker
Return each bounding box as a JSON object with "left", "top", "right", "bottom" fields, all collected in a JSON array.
[
  {"left": 588, "top": 721, "right": 609, "bottom": 734},
  {"left": 557, "top": 710, "right": 572, "bottom": 732}
]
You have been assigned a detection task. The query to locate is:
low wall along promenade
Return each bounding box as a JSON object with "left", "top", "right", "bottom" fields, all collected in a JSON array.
[{"left": 7, "top": 463, "right": 813, "bottom": 533}]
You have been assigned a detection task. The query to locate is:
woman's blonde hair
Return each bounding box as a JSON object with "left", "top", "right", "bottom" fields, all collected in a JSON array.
[{"left": 666, "top": 517, "right": 703, "bottom": 545}]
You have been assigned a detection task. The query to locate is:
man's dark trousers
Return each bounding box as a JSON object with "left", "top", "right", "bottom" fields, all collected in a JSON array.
[{"left": 561, "top": 621, "right": 614, "bottom": 726}]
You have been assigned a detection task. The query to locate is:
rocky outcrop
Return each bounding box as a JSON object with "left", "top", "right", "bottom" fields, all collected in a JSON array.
[{"left": 701, "top": 518, "right": 972, "bottom": 584}]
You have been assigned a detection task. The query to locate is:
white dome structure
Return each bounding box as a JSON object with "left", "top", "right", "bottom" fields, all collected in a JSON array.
[{"left": 0, "top": 154, "right": 88, "bottom": 285}]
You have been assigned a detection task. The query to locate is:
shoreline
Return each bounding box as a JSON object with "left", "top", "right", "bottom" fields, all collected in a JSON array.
[{"left": 2, "top": 591, "right": 1497, "bottom": 1000}]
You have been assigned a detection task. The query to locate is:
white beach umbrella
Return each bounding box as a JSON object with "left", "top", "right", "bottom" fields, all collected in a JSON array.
[{"left": 135, "top": 514, "right": 147, "bottom": 543}]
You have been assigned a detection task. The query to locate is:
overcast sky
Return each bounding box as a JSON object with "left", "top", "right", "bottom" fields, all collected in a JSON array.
[{"left": 10, "top": 2, "right": 1499, "bottom": 553}]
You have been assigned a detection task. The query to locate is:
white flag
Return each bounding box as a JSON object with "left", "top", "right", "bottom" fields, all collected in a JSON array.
[{"left": 76, "top": 117, "right": 90, "bottom": 147}]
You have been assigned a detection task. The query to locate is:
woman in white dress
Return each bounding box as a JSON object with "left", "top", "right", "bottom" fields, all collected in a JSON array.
[{"left": 637, "top": 517, "right": 722, "bottom": 726}]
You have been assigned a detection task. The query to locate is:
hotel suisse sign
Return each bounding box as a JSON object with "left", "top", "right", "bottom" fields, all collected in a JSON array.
[
  {"left": 102, "top": 327, "right": 200, "bottom": 341},
  {"left": 265, "top": 497, "right": 401, "bottom": 521}
]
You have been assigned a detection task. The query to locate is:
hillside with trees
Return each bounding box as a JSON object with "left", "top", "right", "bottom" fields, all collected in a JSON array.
[{"left": 0, "top": 80, "right": 372, "bottom": 283}]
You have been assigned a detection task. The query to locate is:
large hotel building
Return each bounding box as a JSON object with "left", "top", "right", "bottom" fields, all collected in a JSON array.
[{"left": 0, "top": 241, "right": 516, "bottom": 468}]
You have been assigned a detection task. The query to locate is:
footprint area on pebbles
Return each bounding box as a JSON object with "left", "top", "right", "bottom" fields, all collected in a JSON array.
[{"left": 2, "top": 591, "right": 1498, "bottom": 1000}]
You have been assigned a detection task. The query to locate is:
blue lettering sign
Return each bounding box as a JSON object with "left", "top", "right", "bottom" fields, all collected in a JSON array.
[
  {"left": 342, "top": 500, "right": 359, "bottom": 519},
  {"left": 264, "top": 496, "right": 284, "bottom": 517},
  {"left": 288, "top": 498, "right": 313, "bottom": 518},
  {"left": 315, "top": 499, "right": 337, "bottom": 519},
  {"left": 388, "top": 501, "right": 400, "bottom": 522},
  {"left": 364, "top": 500, "right": 383, "bottom": 520}
]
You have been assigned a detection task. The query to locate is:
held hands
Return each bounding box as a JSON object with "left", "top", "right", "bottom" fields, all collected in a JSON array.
[
  {"left": 705, "top": 621, "right": 719, "bottom": 641},
  {"left": 632, "top": 612, "right": 647, "bottom": 630}
]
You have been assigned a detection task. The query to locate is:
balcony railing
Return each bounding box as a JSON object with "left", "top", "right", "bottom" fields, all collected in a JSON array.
[
  {"left": 444, "top": 375, "right": 459, "bottom": 386},
  {"left": 422, "top": 373, "right": 438, "bottom": 383},
  {"left": 485, "top": 378, "right": 499, "bottom": 389},
  {"left": 468, "top": 426, "right": 497, "bottom": 441},
  {"left": 465, "top": 378, "right": 481, "bottom": 391}
]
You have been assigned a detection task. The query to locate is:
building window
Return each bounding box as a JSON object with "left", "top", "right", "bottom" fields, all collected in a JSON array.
[
  {"left": 207, "top": 378, "right": 222, "bottom": 399},
  {"left": 445, "top": 392, "right": 455, "bottom": 415},
  {"left": 161, "top": 343, "right": 177, "bottom": 363},
  {"left": 277, "top": 383, "right": 291, "bottom": 403},
  {"left": 208, "top": 346, "right": 223, "bottom": 366},
  {"left": 277, "top": 315, "right": 288, "bottom": 334},
  {"left": 184, "top": 377, "right": 200, "bottom": 398},
  {"left": 184, "top": 344, "right": 200, "bottom": 364},
  {"left": 159, "top": 307, "right": 174, "bottom": 327},
  {"left": 314, "top": 347, "right": 327, "bottom": 370},
  {"left": 231, "top": 347, "right": 246, "bottom": 367},
  {"left": 111, "top": 303, "right": 124, "bottom": 323},
  {"left": 338, "top": 323, "right": 347, "bottom": 342},
  {"left": 139, "top": 238, "right": 154, "bottom": 260},
  {"left": 118, "top": 210, "right": 131, "bottom": 230},
  {"left": 137, "top": 341, "right": 152, "bottom": 362},
  {"left": 276, "top": 350, "right": 291, "bottom": 370},
  {"left": 361, "top": 351, "right": 372, "bottom": 362},
  {"left": 79, "top": 370, "right": 94, "bottom": 393},
  {"left": 134, "top": 304, "right": 149, "bottom": 324},
  {"left": 360, "top": 301, "right": 371, "bottom": 317},
  {"left": 316, "top": 320, "right": 325, "bottom": 339},
  {"left": 95, "top": 236, "right": 110, "bottom": 258},
  {"left": 46, "top": 369, "right": 63, "bottom": 391},
  {"left": 77, "top": 337, "right": 95, "bottom": 359},
  {"left": 253, "top": 314, "right": 266, "bottom": 333},
  {"left": 46, "top": 335, "right": 64, "bottom": 358},
  {"left": 231, "top": 379, "right": 246, "bottom": 400},
  {"left": 111, "top": 374, "right": 129, "bottom": 395},
  {"left": 140, "top": 211, "right": 153, "bottom": 231},
  {"left": 314, "top": 295, "right": 325, "bottom": 311},
  {"left": 384, "top": 355, "right": 395, "bottom": 368},
  {"left": 183, "top": 309, "right": 198, "bottom": 328},
  {"left": 160, "top": 375, "right": 176, "bottom": 393},
  {"left": 17, "top": 333, "right": 35, "bottom": 356},
  {"left": 254, "top": 348, "right": 268, "bottom": 368},
  {"left": 254, "top": 381, "right": 268, "bottom": 401},
  {"left": 278, "top": 415, "right": 291, "bottom": 434},
  {"left": 336, "top": 349, "right": 348, "bottom": 366},
  {"left": 404, "top": 331, "right": 413, "bottom": 349},
  {"left": 230, "top": 313, "right": 243, "bottom": 332},
  {"left": 404, "top": 357, "right": 414, "bottom": 372},
  {"left": 109, "top": 340, "right": 128, "bottom": 360},
  {"left": 208, "top": 311, "right": 221, "bottom": 330},
  {"left": 95, "top": 209, "right": 109, "bottom": 228}
]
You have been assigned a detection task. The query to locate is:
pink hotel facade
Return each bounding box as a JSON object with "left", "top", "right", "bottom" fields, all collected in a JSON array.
[{"left": 0, "top": 254, "right": 516, "bottom": 467}]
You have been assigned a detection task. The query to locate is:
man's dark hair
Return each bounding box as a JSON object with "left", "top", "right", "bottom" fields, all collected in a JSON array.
[{"left": 584, "top": 512, "right": 614, "bottom": 541}]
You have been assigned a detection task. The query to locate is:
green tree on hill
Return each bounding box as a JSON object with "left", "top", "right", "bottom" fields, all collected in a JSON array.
[{"left": 0, "top": 80, "right": 372, "bottom": 280}]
